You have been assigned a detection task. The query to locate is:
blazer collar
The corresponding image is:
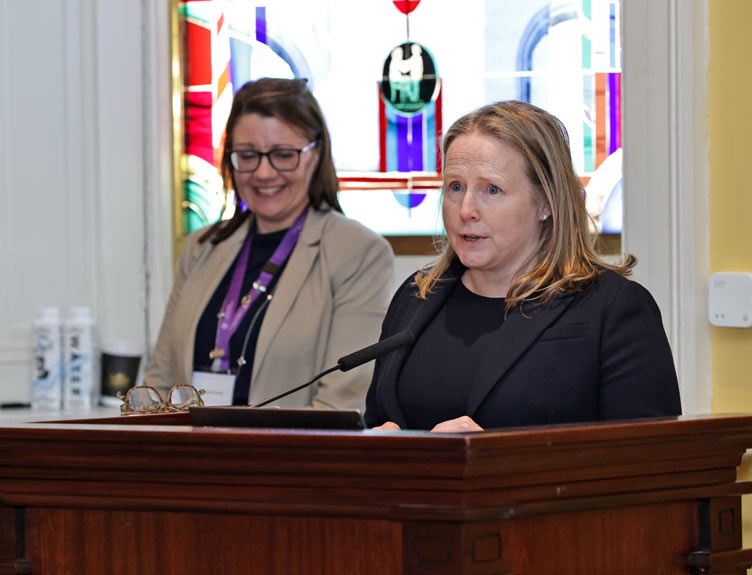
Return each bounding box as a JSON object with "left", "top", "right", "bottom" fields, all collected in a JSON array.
[
  {"left": 379, "top": 260, "right": 577, "bottom": 425},
  {"left": 466, "top": 290, "right": 576, "bottom": 416},
  {"left": 181, "top": 221, "right": 248, "bottom": 383},
  {"left": 376, "top": 260, "right": 464, "bottom": 428},
  {"left": 403, "top": 259, "right": 465, "bottom": 337}
]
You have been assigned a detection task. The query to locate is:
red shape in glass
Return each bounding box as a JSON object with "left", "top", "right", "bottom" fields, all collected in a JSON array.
[{"left": 392, "top": 0, "right": 421, "bottom": 15}]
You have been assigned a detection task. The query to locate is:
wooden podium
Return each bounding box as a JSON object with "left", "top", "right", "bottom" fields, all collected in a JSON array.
[{"left": 1, "top": 413, "right": 752, "bottom": 574}]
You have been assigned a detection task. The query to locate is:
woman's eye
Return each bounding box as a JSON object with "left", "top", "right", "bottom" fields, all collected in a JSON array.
[{"left": 488, "top": 185, "right": 501, "bottom": 195}]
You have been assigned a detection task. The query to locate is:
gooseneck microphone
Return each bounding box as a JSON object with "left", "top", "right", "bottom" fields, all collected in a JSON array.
[
  {"left": 251, "top": 330, "right": 414, "bottom": 408},
  {"left": 337, "top": 330, "right": 415, "bottom": 372}
]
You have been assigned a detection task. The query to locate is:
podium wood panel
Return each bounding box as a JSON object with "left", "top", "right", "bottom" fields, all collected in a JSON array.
[
  {"left": 0, "top": 413, "right": 751, "bottom": 573},
  {"left": 24, "top": 510, "right": 401, "bottom": 575}
]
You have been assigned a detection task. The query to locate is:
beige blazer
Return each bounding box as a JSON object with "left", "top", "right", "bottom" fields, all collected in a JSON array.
[{"left": 144, "top": 208, "right": 394, "bottom": 411}]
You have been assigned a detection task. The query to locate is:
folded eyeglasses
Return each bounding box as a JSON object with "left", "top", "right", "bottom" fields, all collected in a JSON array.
[{"left": 117, "top": 384, "right": 206, "bottom": 415}]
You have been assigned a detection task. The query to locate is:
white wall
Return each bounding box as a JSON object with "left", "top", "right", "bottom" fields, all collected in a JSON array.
[
  {"left": 0, "top": 0, "right": 708, "bottom": 412},
  {"left": 0, "top": 0, "right": 147, "bottom": 402}
]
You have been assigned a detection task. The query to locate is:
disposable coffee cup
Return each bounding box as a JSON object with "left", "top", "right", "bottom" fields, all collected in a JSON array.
[{"left": 100, "top": 340, "right": 143, "bottom": 407}]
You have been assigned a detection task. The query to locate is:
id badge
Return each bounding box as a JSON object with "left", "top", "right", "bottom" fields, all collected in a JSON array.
[{"left": 192, "top": 371, "right": 235, "bottom": 406}]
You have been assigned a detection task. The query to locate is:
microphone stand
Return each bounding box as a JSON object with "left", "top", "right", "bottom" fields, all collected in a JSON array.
[
  {"left": 252, "top": 365, "right": 340, "bottom": 408},
  {"left": 250, "top": 331, "right": 414, "bottom": 408}
]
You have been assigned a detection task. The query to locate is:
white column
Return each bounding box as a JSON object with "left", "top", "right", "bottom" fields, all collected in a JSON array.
[{"left": 622, "top": 0, "right": 709, "bottom": 414}]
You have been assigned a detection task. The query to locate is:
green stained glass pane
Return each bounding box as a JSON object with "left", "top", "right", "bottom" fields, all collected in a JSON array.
[
  {"left": 582, "top": 0, "right": 592, "bottom": 68},
  {"left": 180, "top": 3, "right": 212, "bottom": 25},
  {"left": 583, "top": 122, "right": 594, "bottom": 173}
]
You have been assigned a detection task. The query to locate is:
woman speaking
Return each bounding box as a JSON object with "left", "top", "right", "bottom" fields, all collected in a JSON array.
[{"left": 365, "top": 100, "right": 681, "bottom": 432}]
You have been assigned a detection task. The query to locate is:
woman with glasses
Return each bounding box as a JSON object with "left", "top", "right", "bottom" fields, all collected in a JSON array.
[{"left": 144, "top": 78, "right": 393, "bottom": 411}]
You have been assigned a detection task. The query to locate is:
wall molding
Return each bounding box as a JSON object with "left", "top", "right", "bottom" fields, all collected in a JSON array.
[
  {"left": 141, "top": 0, "right": 176, "bottom": 363},
  {"left": 622, "top": 0, "right": 709, "bottom": 414}
]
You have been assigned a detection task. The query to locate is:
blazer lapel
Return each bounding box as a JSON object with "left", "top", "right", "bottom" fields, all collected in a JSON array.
[
  {"left": 181, "top": 222, "right": 248, "bottom": 383},
  {"left": 252, "top": 208, "right": 322, "bottom": 382},
  {"left": 466, "top": 293, "right": 576, "bottom": 417},
  {"left": 377, "top": 263, "right": 464, "bottom": 428}
]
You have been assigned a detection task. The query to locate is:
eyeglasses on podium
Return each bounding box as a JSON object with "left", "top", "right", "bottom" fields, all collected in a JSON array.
[{"left": 117, "top": 384, "right": 205, "bottom": 415}]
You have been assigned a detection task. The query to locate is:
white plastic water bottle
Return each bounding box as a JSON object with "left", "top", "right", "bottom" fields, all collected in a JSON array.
[
  {"left": 31, "top": 307, "right": 63, "bottom": 410},
  {"left": 63, "top": 307, "right": 96, "bottom": 410}
]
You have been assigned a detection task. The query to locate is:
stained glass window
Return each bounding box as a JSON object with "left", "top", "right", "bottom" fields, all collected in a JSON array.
[{"left": 175, "top": 0, "right": 622, "bottom": 249}]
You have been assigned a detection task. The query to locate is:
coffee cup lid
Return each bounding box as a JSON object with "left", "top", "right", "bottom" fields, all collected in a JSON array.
[{"left": 102, "top": 339, "right": 143, "bottom": 357}]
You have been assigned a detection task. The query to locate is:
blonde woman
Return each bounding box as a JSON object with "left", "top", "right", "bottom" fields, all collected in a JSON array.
[{"left": 366, "top": 100, "right": 680, "bottom": 431}]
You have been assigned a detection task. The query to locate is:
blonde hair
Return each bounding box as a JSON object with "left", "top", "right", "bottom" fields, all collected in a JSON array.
[{"left": 415, "top": 100, "right": 634, "bottom": 309}]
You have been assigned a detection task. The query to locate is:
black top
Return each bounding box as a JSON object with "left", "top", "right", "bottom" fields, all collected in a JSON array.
[
  {"left": 193, "top": 227, "right": 289, "bottom": 405},
  {"left": 397, "top": 281, "right": 506, "bottom": 429},
  {"left": 365, "top": 261, "right": 682, "bottom": 430}
]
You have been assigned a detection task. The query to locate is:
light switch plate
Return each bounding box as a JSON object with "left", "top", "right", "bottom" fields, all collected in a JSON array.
[{"left": 709, "top": 272, "right": 752, "bottom": 328}]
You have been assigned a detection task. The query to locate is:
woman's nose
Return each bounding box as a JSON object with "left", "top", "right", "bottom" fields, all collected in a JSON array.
[
  {"left": 459, "top": 190, "right": 480, "bottom": 221},
  {"left": 254, "top": 155, "right": 277, "bottom": 178}
]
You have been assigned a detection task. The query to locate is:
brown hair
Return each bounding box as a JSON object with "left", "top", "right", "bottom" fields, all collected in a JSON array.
[
  {"left": 415, "top": 100, "right": 634, "bottom": 309},
  {"left": 200, "top": 78, "right": 341, "bottom": 244}
]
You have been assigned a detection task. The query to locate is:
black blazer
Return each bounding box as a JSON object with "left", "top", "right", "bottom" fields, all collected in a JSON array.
[{"left": 364, "top": 262, "right": 682, "bottom": 429}]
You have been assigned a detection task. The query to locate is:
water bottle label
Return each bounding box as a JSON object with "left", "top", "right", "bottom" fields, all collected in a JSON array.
[{"left": 32, "top": 322, "right": 63, "bottom": 408}]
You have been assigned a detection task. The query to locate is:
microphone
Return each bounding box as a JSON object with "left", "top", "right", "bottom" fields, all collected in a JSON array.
[
  {"left": 337, "top": 330, "right": 415, "bottom": 371},
  {"left": 251, "top": 330, "right": 414, "bottom": 408}
]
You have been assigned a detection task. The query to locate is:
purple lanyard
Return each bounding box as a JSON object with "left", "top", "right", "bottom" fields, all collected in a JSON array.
[{"left": 210, "top": 208, "right": 308, "bottom": 372}]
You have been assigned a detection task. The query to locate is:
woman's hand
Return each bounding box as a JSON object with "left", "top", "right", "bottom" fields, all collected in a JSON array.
[
  {"left": 371, "top": 417, "right": 484, "bottom": 432},
  {"left": 371, "top": 421, "right": 402, "bottom": 431},
  {"left": 431, "top": 416, "right": 484, "bottom": 433}
]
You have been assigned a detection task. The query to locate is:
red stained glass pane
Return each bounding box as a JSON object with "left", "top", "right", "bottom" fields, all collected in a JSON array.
[{"left": 392, "top": 0, "right": 420, "bottom": 15}]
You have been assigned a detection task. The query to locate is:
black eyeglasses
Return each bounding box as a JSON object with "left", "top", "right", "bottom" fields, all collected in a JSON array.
[{"left": 230, "top": 141, "right": 317, "bottom": 173}]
